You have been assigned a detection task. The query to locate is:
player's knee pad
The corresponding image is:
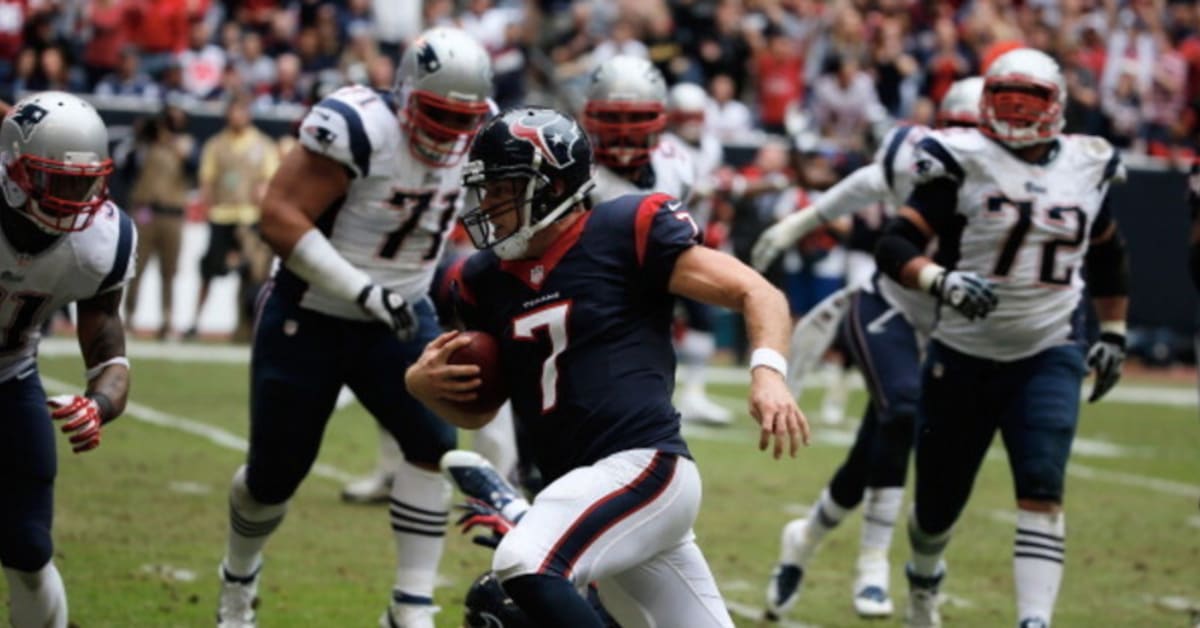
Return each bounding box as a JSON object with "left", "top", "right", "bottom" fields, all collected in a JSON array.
[
  {"left": 230, "top": 465, "right": 289, "bottom": 522},
  {"left": 492, "top": 528, "right": 542, "bottom": 582},
  {"left": 0, "top": 520, "right": 52, "bottom": 572},
  {"left": 1013, "top": 459, "right": 1065, "bottom": 504}
]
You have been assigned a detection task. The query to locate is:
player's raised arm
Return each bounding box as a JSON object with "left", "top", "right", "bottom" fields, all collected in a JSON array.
[
  {"left": 667, "top": 243, "right": 810, "bottom": 458},
  {"left": 260, "top": 141, "right": 416, "bottom": 339},
  {"left": 752, "top": 163, "right": 889, "bottom": 271},
  {"left": 1082, "top": 198, "right": 1131, "bottom": 403}
]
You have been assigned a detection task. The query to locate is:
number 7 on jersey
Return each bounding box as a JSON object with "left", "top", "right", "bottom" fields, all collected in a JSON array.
[{"left": 512, "top": 302, "right": 571, "bottom": 412}]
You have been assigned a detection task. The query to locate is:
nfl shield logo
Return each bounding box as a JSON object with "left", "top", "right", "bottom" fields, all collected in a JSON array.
[{"left": 530, "top": 265, "right": 544, "bottom": 285}]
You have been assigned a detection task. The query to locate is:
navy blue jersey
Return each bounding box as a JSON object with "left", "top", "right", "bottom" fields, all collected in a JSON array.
[{"left": 455, "top": 193, "right": 698, "bottom": 482}]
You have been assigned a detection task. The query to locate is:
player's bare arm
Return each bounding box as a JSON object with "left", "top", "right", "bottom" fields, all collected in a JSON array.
[
  {"left": 667, "top": 245, "right": 810, "bottom": 458},
  {"left": 49, "top": 288, "right": 130, "bottom": 454},
  {"left": 406, "top": 331, "right": 495, "bottom": 430},
  {"left": 262, "top": 146, "right": 418, "bottom": 338},
  {"left": 876, "top": 181, "right": 997, "bottom": 320}
]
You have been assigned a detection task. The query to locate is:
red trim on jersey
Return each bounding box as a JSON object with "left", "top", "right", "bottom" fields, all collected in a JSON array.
[
  {"left": 634, "top": 193, "right": 674, "bottom": 266},
  {"left": 500, "top": 211, "right": 593, "bottom": 290},
  {"left": 536, "top": 451, "right": 677, "bottom": 579},
  {"left": 444, "top": 257, "right": 475, "bottom": 306}
]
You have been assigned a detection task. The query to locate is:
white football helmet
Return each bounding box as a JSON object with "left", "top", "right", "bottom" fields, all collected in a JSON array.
[
  {"left": 980, "top": 48, "right": 1066, "bottom": 147},
  {"left": 667, "top": 82, "right": 708, "bottom": 144},
  {"left": 582, "top": 56, "right": 667, "bottom": 168},
  {"left": 0, "top": 91, "right": 112, "bottom": 232},
  {"left": 394, "top": 26, "right": 493, "bottom": 167},
  {"left": 937, "top": 76, "right": 984, "bottom": 128}
]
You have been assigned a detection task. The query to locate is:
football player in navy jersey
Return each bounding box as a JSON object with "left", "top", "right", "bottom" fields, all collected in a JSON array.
[
  {"left": 0, "top": 92, "right": 135, "bottom": 628},
  {"left": 406, "top": 106, "right": 810, "bottom": 627}
]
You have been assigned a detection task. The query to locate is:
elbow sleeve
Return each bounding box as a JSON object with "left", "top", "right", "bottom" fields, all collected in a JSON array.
[
  {"left": 875, "top": 218, "right": 929, "bottom": 282},
  {"left": 1085, "top": 232, "right": 1130, "bottom": 297}
]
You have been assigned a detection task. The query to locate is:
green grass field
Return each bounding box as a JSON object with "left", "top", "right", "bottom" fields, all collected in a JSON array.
[{"left": 8, "top": 348, "right": 1200, "bottom": 627}]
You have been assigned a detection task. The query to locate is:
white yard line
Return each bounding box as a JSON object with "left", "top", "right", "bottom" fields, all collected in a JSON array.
[
  {"left": 40, "top": 338, "right": 1199, "bottom": 408},
  {"left": 40, "top": 376, "right": 356, "bottom": 484}
]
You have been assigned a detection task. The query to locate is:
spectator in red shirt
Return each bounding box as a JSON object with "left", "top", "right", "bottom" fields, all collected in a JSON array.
[
  {"left": 83, "top": 0, "right": 130, "bottom": 89},
  {"left": 922, "top": 17, "right": 971, "bottom": 104},
  {"left": 755, "top": 26, "right": 804, "bottom": 135},
  {"left": 126, "top": 0, "right": 189, "bottom": 77}
]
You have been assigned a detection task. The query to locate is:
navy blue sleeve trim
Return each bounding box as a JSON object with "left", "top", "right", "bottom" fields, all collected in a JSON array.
[
  {"left": 99, "top": 210, "right": 133, "bottom": 293},
  {"left": 317, "top": 98, "right": 372, "bottom": 178},
  {"left": 916, "top": 136, "right": 965, "bottom": 181},
  {"left": 1100, "top": 150, "right": 1121, "bottom": 188},
  {"left": 882, "top": 125, "right": 914, "bottom": 192}
]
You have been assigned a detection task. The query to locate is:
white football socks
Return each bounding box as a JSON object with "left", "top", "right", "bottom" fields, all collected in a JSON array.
[
  {"left": 858, "top": 487, "right": 903, "bottom": 584},
  {"left": 793, "top": 488, "right": 851, "bottom": 567},
  {"left": 224, "top": 465, "right": 287, "bottom": 577},
  {"left": 389, "top": 461, "right": 451, "bottom": 603},
  {"left": 5, "top": 562, "right": 67, "bottom": 628},
  {"left": 1014, "top": 509, "right": 1065, "bottom": 625}
]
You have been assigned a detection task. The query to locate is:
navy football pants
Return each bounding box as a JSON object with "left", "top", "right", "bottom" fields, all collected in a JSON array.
[
  {"left": 246, "top": 290, "right": 457, "bottom": 505},
  {"left": 913, "top": 340, "right": 1086, "bottom": 534},
  {"left": 0, "top": 370, "right": 56, "bottom": 571},
  {"left": 826, "top": 287, "right": 921, "bottom": 508}
]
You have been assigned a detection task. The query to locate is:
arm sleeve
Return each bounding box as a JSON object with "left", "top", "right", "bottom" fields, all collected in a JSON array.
[
  {"left": 874, "top": 177, "right": 961, "bottom": 281},
  {"left": 1085, "top": 200, "right": 1130, "bottom": 298},
  {"left": 633, "top": 194, "right": 702, "bottom": 292},
  {"left": 810, "top": 163, "right": 890, "bottom": 223}
]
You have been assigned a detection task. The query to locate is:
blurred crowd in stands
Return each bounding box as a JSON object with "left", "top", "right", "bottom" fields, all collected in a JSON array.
[{"left": 5, "top": 0, "right": 1195, "bottom": 364}]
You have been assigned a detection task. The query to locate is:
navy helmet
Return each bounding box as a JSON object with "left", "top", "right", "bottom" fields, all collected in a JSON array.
[{"left": 459, "top": 106, "right": 595, "bottom": 260}]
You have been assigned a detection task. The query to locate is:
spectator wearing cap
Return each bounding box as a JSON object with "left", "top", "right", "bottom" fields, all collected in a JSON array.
[{"left": 94, "top": 46, "right": 160, "bottom": 101}]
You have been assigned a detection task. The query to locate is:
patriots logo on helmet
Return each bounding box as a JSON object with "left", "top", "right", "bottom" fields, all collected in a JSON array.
[
  {"left": 10, "top": 103, "right": 48, "bottom": 141},
  {"left": 416, "top": 40, "right": 442, "bottom": 75},
  {"left": 508, "top": 112, "right": 581, "bottom": 169}
]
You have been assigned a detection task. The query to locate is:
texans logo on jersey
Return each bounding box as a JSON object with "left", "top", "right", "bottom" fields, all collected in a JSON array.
[
  {"left": 508, "top": 111, "right": 581, "bottom": 169},
  {"left": 10, "top": 103, "right": 48, "bottom": 141}
]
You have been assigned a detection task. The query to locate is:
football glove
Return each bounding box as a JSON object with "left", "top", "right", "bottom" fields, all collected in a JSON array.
[
  {"left": 455, "top": 497, "right": 516, "bottom": 549},
  {"left": 48, "top": 394, "right": 103, "bottom": 453},
  {"left": 1086, "top": 331, "right": 1126, "bottom": 403},
  {"left": 357, "top": 284, "right": 418, "bottom": 341},
  {"left": 751, "top": 207, "right": 822, "bottom": 272},
  {"left": 929, "top": 270, "right": 997, "bottom": 321}
]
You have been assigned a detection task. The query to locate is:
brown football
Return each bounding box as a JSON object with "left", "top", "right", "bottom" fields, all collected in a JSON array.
[{"left": 446, "top": 331, "right": 508, "bottom": 414}]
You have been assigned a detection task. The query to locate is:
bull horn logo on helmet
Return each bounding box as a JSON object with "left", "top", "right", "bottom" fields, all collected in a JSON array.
[
  {"left": 508, "top": 112, "right": 580, "bottom": 169},
  {"left": 10, "top": 103, "right": 48, "bottom": 142}
]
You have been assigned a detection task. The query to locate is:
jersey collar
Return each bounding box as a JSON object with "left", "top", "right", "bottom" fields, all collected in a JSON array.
[{"left": 500, "top": 210, "right": 592, "bottom": 290}]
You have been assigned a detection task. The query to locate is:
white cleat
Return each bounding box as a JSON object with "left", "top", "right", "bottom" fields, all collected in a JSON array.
[
  {"left": 904, "top": 563, "right": 943, "bottom": 628},
  {"left": 763, "top": 519, "right": 810, "bottom": 620},
  {"left": 853, "top": 555, "right": 894, "bottom": 617},
  {"left": 217, "top": 564, "right": 259, "bottom": 628},
  {"left": 340, "top": 469, "right": 394, "bottom": 504},
  {"left": 379, "top": 596, "right": 439, "bottom": 628},
  {"left": 678, "top": 390, "right": 733, "bottom": 426}
]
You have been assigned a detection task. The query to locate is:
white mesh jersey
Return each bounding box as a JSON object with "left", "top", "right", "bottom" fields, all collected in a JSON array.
[
  {"left": 914, "top": 128, "right": 1124, "bottom": 361},
  {"left": 590, "top": 133, "right": 698, "bottom": 206},
  {"left": 293, "top": 85, "right": 465, "bottom": 320},
  {"left": 0, "top": 202, "right": 136, "bottom": 382}
]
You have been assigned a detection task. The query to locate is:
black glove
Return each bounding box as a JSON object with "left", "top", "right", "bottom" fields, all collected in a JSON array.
[
  {"left": 1086, "top": 331, "right": 1125, "bottom": 403},
  {"left": 357, "top": 284, "right": 418, "bottom": 341}
]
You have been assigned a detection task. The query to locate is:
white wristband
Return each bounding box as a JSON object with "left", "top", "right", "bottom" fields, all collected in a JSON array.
[
  {"left": 85, "top": 356, "right": 130, "bottom": 381},
  {"left": 1099, "top": 320, "right": 1127, "bottom": 336},
  {"left": 285, "top": 228, "right": 372, "bottom": 304},
  {"left": 917, "top": 263, "right": 946, "bottom": 293},
  {"left": 750, "top": 348, "right": 788, "bottom": 377}
]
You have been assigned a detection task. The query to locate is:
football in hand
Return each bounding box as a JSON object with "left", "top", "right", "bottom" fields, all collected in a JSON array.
[{"left": 446, "top": 331, "right": 507, "bottom": 414}]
